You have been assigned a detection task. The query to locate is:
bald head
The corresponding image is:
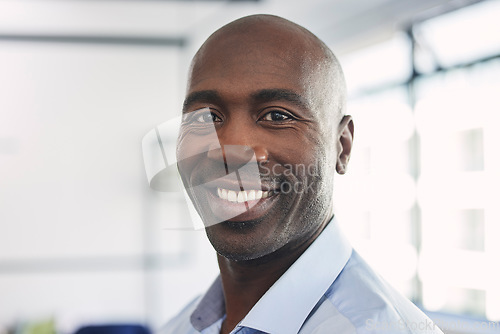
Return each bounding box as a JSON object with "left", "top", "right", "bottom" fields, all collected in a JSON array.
[{"left": 188, "top": 14, "right": 346, "bottom": 128}]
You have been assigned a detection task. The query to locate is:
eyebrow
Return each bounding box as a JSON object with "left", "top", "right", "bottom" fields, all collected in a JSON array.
[
  {"left": 183, "top": 90, "right": 221, "bottom": 112},
  {"left": 182, "top": 88, "right": 309, "bottom": 112},
  {"left": 251, "top": 89, "right": 309, "bottom": 111}
]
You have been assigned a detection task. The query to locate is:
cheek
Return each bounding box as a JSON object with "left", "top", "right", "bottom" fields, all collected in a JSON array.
[
  {"left": 268, "top": 133, "right": 330, "bottom": 194},
  {"left": 176, "top": 121, "right": 221, "bottom": 162},
  {"left": 292, "top": 133, "right": 335, "bottom": 192},
  {"left": 269, "top": 130, "right": 321, "bottom": 164},
  {"left": 298, "top": 135, "right": 329, "bottom": 170},
  {"left": 176, "top": 134, "right": 207, "bottom": 181}
]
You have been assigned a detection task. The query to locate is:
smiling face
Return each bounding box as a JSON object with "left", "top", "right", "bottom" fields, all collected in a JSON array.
[{"left": 177, "top": 15, "right": 351, "bottom": 262}]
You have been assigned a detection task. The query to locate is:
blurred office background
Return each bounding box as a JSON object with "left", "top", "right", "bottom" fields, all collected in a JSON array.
[{"left": 0, "top": 0, "right": 499, "bottom": 333}]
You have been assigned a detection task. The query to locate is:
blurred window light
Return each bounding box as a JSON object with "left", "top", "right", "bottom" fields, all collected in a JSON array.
[
  {"left": 424, "top": 286, "right": 487, "bottom": 318},
  {"left": 444, "top": 287, "right": 486, "bottom": 318},
  {"left": 453, "top": 209, "right": 485, "bottom": 252},
  {"left": 456, "top": 128, "right": 485, "bottom": 172},
  {"left": 338, "top": 1, "right": 500, "bottom": 325},
  {"left": 340, "top": 33, "right": 412, "bottom": 96},
  {"left": 413, "top": 0, "right": 500, "bottom": 71},
  {"left": 335, "top": 85, "right": 419, "bottom": 309},
  {"left": 415, "top": 58, "right": 500, "bottom": 320},
  {"left": 349, "top": 89, "right": 414, "bottom": 146}
]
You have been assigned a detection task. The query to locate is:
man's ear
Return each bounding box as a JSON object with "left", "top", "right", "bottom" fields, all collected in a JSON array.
[{"left": 336, "top": 115, "right": 354, "bottom": 174}]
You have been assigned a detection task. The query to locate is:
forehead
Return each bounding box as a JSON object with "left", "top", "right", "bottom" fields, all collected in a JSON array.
[{"left": 188, "top": 28, "right": 320, "bottom": 100}]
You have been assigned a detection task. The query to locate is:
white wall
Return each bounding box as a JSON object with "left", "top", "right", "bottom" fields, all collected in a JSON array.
[{"left": 0, "top": 39, "right": 218, "bottom": 331}]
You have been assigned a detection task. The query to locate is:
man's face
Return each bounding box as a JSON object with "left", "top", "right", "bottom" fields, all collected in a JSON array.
[{"left": 177, "top": 28, "right": 339, "bottom": 261}]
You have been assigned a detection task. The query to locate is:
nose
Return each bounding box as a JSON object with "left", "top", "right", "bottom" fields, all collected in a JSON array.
[{"left": 206, "top": 121, "right": 269, "bottom": 168}]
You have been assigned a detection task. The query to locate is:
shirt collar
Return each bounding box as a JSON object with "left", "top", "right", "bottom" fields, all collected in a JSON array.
[
  {"left": 240, "top": 217, "right": 352, "bottom": 334},
  {"left": 190, "top": 218, "right": 352, "bottom": 334},
  {"left": 190, "top": 276, "right": 225, "bottom": 331}
]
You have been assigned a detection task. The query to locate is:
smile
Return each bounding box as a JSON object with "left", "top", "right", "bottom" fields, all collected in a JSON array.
[
  {"left": 201, "top": 185, "right": 279, "bottom": 223},
  {"left": 216, "top": 188, "right": 272, "bottom": 203}
]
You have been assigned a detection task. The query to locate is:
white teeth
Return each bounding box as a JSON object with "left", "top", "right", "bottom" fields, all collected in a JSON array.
[
  {"left": 237, "top": 191, "right": 246, "bottom": 203},
  {"left": 221, "top": 188, "right": 228, "bottom": 200},
  {"left": 216, "top": 188, "right": 270, "bottom": 202},
  {"left": 227, "top": 190, "right": 237, "bottom": 202},
  {"left": 248, "top": 190, "right": 256, "bottom": 200},
  {"left": 256, "top": 190, "right": 263, "bottom": 200}
]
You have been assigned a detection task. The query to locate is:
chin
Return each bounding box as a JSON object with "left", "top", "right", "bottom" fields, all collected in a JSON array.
[{"left": 205, "top": 219, "right": 285, "bottom": 262}]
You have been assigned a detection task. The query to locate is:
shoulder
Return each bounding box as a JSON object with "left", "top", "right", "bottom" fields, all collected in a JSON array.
[
  {"left": 302, "top": 250, "right": 443, "bottom": 334},
  {"left": 156, "top": 296, "right": 201, "bottom": 334}
]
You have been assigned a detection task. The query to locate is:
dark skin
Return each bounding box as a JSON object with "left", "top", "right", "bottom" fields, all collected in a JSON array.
[{"left": 177, "top": 15, "right": 354, "bottom": 334}]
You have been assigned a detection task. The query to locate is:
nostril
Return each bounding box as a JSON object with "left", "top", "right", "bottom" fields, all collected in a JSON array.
[
  {"left": 253, "top": 146, "right": 269, "bottom": 165},
  {"left": 222, "top": 145, "right": 256, "bottom": 166}
]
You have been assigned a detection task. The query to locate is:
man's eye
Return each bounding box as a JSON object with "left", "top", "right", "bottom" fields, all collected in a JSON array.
[
  {"left": 196, "top": 112, "right": 222, "bottom": 124},
  {"left": 262, "top": 111, "right": 292, "bottom": 122}
]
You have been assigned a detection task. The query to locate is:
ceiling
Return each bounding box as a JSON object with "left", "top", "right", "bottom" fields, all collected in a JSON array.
[{"left": 0, "top": 0, "right": 485, "bottom": 55}]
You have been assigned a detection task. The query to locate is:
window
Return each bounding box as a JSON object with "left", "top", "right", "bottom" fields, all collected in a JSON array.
[{"left": 336, "top": 1, "right": 500, "bottom": 322}]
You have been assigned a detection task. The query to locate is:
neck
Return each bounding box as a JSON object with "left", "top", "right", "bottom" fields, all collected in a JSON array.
[
  {"left": 217, "top": 215, "right": 331, "bottom": 334},
  {"left": 217, "top": 250, "right": 297, "bottom": 334}
]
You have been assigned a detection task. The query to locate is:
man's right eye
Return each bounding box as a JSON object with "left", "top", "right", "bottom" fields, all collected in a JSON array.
[
  {"left": 182, "top": 108, "right": 222, "bottom": 125},
  {"left": 196, "top": 111, "right": 222, "bottom": 124}
]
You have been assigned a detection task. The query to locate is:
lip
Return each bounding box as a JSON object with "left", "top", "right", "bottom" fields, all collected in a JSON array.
[{"left": 203, "top": 186, "right": 280, "bottom": 224}]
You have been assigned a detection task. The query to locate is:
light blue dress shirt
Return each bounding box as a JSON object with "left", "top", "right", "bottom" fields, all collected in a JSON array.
[{"left": 161, "top": 219, "right": 443, "bottom": 334}]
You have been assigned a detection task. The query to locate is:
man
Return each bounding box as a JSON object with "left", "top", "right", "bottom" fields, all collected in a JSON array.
[{"left": 164, "top": 14, "right": 442, "bottom": 334}]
